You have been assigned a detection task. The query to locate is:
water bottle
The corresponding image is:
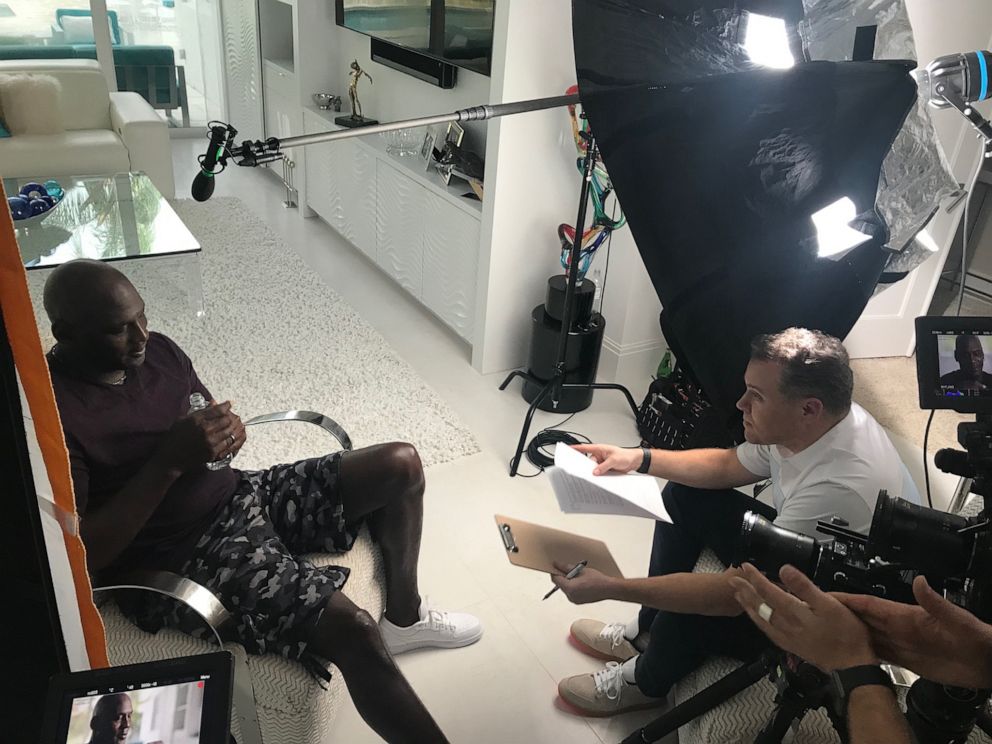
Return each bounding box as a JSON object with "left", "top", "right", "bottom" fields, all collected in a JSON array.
[
  {"left": 656, "top": 350, "right": 673, "bottom": 380},
  {"left": 188, "top": 392, "right": 233, "bottom": 470}
]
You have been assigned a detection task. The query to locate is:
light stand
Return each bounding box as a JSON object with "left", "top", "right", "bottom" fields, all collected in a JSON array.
[{"left": 498, "top": 129, "right": 639, "bottom": 477}]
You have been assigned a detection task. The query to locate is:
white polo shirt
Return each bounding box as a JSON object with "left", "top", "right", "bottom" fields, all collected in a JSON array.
[{"left": 735, "top": 403, "right": 919, "bottom": 538}]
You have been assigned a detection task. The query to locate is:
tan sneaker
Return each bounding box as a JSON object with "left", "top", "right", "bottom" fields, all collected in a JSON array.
[
  {"left": 569, "top": 619, "right": 638, "bottom": 662},
  {"left": 558, "top": 662, "right": 666, "bottom": 717}
]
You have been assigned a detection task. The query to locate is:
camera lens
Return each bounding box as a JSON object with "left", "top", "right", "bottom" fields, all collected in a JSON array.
[
  {"left": 738, "top": 511, "right": 819, "bottom": 578},
  {"left": 870, "top": 492, "right": 970, "bottom": 578}
]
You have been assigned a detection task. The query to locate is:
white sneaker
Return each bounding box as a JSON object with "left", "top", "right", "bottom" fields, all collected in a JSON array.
[{"left": 379, "top": 596, "right": 483, "bottom": 654}]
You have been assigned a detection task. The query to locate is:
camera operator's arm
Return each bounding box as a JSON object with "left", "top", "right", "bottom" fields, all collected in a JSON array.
[
  {"left": 571, "top": 443, "right": 764, "bottom": 490},
  {"left": 846, "top": 687, "right": 911, "bottom": 744},
  {"left": 837, "top": 577, "right": 992, "bottom": 689},
  {"left": 551, "top": 562, "right": 746, "bottom": 616},
  {"left": 731, "top": 564, "right": 912, "bottom": 744}
]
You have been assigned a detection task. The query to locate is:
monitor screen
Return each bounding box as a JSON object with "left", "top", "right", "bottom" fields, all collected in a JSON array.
[
  {"left": 41, "top": 653, "right": 233, "bottom": 744},
  {"left": 336, "top": 0, "right": 495, "bottom": 76},
  {"left": 915, "top": 317, "right": 992, "bottom": 412}
]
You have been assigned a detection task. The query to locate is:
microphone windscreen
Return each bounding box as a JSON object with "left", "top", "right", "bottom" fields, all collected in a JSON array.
[{"left": 191, "top": 172, "right": 215, "bottom": 202}]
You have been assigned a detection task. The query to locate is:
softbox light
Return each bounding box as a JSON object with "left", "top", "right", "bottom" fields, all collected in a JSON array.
[{"left": 572, "top": 0, "right": 932, "bottom": 436}]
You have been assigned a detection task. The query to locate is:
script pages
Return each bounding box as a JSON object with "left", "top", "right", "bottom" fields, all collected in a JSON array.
[{"left": 547, "top": 443, "right": 672, "bottom": 522}]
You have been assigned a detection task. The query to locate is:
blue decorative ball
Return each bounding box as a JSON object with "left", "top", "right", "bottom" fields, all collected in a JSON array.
[
  {"left": 43, "top": 180, "right": 63, "bottom": 199},
  {"left": 7, "top": 196, "right": 30, "bottom": 220},
  {"left": 29, "top": 198, "right": 49, "bottom": 216},
  {"left": 20, "top": 182, "right": 48, "bottom": 201},
  {"left": 41, "top": 195, "right": 56, "bottom": 208}
]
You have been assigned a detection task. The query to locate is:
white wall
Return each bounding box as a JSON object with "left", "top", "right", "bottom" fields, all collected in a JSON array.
[
  {"left": 295, "top": 3, "right": 492, "bottom": 153},
  {"left": 845, "top": 1, "right": 992, "bottom": 358}
]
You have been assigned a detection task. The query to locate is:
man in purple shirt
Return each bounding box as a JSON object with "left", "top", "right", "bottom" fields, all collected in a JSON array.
[{"left": 45, "top": 259, "right": 481, "bottom": 743}]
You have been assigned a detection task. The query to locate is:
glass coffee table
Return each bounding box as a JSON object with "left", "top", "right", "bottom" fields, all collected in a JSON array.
[{"left": 5, "top": 172, "right": 205, "bottom": 316}]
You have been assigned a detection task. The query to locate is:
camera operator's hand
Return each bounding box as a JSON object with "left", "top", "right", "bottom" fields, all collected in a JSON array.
[
  {"left": 837, "top": 576, "right": 992, "bottom": 690},
  {"left": 730, "top": 563, "right": 878, "bottom": 672},
  {"left": 551, "top": 562, "right": 619, "bottom": 604},
  {"left": 152, "top": 400, "right": 246, "bottom": 475},
  {"left": 570, "top": 444, "right": 641, "bottom": 475}
]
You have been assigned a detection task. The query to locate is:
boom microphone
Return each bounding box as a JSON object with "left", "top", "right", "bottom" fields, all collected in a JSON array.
[
  {"left": 915, "top": 51, "right": 992, "bottom": 109},
  {"left": 192, "top": 124, "right": 235, "bottom": 202}
]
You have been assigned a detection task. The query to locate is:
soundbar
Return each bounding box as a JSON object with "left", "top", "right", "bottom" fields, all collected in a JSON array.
[{"left": 371, "top": 37, "right": 457, "bottom": 89}]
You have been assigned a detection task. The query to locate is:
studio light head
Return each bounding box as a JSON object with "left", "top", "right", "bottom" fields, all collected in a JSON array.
[{"left": 915, "top": 51, "right": 992, "bottom": 109}]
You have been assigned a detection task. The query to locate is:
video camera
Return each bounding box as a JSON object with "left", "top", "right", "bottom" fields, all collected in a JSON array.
[{"left": 737, "top": 316, "right": 992, "bottom": 743}]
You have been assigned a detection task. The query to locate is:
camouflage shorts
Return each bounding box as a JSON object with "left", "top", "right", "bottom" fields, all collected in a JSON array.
[{"left": 127, "top": 452, "right": 361, "bottom": 663}]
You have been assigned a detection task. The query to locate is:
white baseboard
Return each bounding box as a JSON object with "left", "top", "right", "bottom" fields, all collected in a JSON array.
[{"left": 598, "top": 336, "right": 666, "bottom": 398}]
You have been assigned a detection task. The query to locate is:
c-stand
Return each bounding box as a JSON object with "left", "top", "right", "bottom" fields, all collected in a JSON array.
[
  {"left": 620, "top": 649, "right": 848, "bottom": 744},
  {"left": 499, "top": 128, "right": 640, "bottom": 476}
]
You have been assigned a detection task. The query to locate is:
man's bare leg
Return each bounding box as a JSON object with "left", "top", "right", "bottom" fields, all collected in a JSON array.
[
  {"left": 337, "top": 442, "right": 424, "bottom": 626},
  {"left": 308, "top": 592, "right": 447, "bottom": 743}
]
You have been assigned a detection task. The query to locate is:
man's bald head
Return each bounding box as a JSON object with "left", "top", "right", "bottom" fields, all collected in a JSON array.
[
  {"left": 43, "top": 259, "right": 133, "bottom": 327},
  {"left": 954, "top": 333, "right": 986, "bottom": 380},
  {"left": 43, "top": 259, "right": 150, "bottom": 377}
]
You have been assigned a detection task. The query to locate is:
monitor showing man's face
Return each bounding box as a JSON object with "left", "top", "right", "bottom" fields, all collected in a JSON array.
[
  {"left": 89, "top": 693, "right": 132, "bottom": 743},
  {"left": 937, "top": 333, "right": 992, "bottom": 395},
  {"left": 954, "top": 334, "right": 986, "bottom": 379}
]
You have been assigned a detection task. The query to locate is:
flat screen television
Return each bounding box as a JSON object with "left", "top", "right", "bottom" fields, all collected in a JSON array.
[{"left": 336, "top": 0, "right": 495, "bottom": 77}]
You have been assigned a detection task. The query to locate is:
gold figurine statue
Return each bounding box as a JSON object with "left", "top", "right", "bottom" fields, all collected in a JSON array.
[
  {"left": 336, "top": 59, "right": 377, "bottom": 128},
  {"left": 347, "top": 59, "right": 372, "bottom": 120}
]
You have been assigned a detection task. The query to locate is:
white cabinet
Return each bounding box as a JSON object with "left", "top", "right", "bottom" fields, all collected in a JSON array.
[
  {"left": 303, "top": 109, "right": 481, "bottom": 342},
  {"left": 304, "top": 112, "right": 376, "bottom": 260},
  {"left": 377, "top": 160, "right": 424, "bottom": 298},
  {"left": 343, "top": 145, "right": 377, "bottom": 260},
  {"left": 422, "top": 192, "right": 480, "bottom": 340}
]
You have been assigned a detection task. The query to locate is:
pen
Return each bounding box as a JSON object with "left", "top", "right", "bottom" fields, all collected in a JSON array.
[{"left": 542, "top": 560, "right": 588, "bottom": 600}]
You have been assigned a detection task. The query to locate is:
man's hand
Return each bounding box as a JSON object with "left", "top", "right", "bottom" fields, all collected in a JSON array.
[
  {"left": 154, "top": 400, "right": 247, "bottom": 474},
  {"left": 730, "top": 563, "right": 877, "bottom": 672},
  {"left": 570, "top": 444, "right": 641, "bottom": 475},
  {"left": 550, "top": 561, "right": 620, "bottom": 604},
  {"left": 837, "top": 576, "right": 992, "bottom": 689}
]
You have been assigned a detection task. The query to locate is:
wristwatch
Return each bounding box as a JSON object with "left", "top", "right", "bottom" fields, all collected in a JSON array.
[
  {"left": 636, "top": 446, "right": 652, "bottom": 474},
  {"left": 830, "top": 665, "right": 894, "bottom": 715}
]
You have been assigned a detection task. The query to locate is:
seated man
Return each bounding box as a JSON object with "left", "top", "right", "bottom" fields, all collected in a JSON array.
[
  {"left": 552, "top": 328, "right": 918, "bottom": 716},
  {"left": 44, "top": 259, "right": 481, "bottom": 744}
]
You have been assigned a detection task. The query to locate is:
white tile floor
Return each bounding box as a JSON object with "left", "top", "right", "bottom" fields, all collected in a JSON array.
[{"left": 170, "top": 140, "right": 961, "bottom": 744}]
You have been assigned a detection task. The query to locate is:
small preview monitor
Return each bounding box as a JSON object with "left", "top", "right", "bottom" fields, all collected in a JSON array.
[
  {"left": 916, "top": 316, "right": 992, "bottom": 412},
  {"left": 40, "top": 652, "right": 233, "bottom": 744}
]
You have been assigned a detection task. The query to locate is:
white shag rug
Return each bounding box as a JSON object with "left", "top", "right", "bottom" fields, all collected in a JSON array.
[{"left": 27, "top": 197, "right": 479, "bottom": 470}]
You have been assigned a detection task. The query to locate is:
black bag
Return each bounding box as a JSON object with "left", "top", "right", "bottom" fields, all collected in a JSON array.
[{"left": 637, "top": 367, "right": 738, "bottom": 450}]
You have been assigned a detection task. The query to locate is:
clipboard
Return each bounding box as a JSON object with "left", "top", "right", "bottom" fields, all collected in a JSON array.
[{"left": 495, "top": 514, "right": 623, "bottom": 578}]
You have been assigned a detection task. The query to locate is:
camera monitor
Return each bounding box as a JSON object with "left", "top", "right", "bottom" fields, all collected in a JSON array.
[
  {"left": 40, "top": 652, "right": 233, "bottom": 744},
  {"left": 916, "top": 316, "right": 992, "bottom": 413}
]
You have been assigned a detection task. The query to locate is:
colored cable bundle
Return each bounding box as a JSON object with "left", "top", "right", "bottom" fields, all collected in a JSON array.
[{"left": 559, "top": 85, "right": 626, "bottom": 279}]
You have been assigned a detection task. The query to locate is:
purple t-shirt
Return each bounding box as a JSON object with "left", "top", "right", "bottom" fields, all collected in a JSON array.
[{"left": 48, "top": 332, "right": 237, "bottom": 578}]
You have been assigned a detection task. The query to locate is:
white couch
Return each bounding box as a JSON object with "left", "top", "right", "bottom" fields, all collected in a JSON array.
[{"left": 0, "top": 59, "right": 174, "bottom": 198}]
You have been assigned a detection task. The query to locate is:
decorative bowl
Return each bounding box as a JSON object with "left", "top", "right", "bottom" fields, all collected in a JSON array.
[{"left": 312, "top": 93, "right": 341, "bottom": 111}]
